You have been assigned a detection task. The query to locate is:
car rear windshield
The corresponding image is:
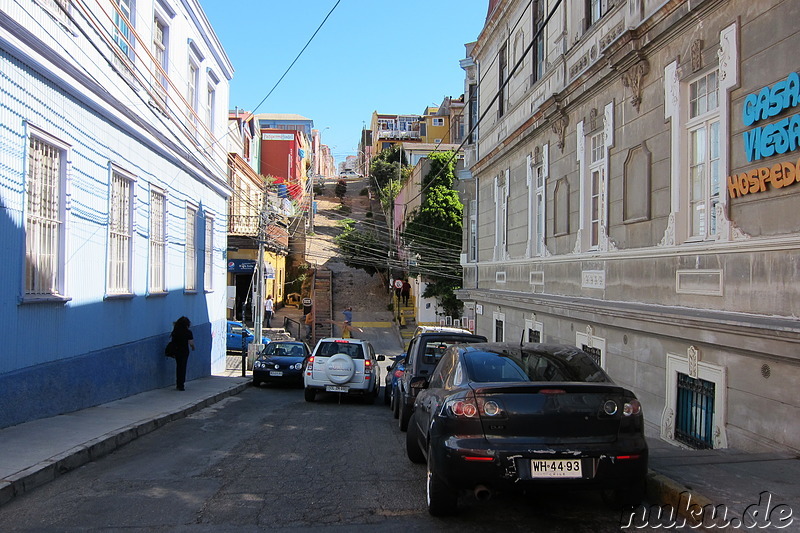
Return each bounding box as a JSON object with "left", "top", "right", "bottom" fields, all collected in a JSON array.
[
  {"left": 463, "top": 348, "right": 609, "bottom": 383},
  {"left": 263, "top": 343, "right": 305, "bottom": 357},
  {"left": 316, "top": 341, "right": 364, "bottom": 359}
]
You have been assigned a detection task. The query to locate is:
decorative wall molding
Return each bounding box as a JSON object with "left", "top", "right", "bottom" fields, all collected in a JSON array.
[
  {"left": 551, "top": 113, "right": 569, "bottom": 151},
  {"left": 621, "top": 59, "right": 650, "bottom": 112},
  {"left": 691, "top": 40, "right": 704, "bottom": 72}
]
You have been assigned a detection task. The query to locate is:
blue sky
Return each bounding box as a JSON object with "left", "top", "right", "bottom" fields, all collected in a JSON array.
[{"left": 200, "top": 1, "right": 489, "bottom": 165}]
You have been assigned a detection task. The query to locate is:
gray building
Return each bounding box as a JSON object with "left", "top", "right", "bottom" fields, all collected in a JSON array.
[{"left": 458, "top": 0, "right": 800, "bottom": 453}]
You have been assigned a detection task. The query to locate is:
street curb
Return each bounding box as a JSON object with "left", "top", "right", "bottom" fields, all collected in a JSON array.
[
  {"left": 645, "top": 468, "right": 724, "bottom": 531},
  {"left": 0, "top": 380, "right": 249, "bottom": 507}
]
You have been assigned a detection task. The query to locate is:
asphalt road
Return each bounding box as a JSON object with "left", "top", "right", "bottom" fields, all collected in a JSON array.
[{"left": 0, "top": 385, "right": 635, "bottom": 532}]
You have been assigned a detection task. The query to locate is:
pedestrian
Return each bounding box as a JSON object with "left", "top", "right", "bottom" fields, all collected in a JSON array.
[
  {"left": 305, "top": 310, "right": 315, "bottom": 340},
  {"left": 264, "top": 295, "right": 274, "bottom": 328},
  {"left": 401, "top": 279, "right": 411, "bottom": 306},
  {"left": 342, "top": 306, "right": 353, "bottom": 338},
  {"left": 170, "top": 316, "right": 195, "bottom": 391}
]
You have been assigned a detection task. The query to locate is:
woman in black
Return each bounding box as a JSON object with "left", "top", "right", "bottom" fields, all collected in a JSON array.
[{"left": 170, "top": 316, "right": 195, "bottom": 391}]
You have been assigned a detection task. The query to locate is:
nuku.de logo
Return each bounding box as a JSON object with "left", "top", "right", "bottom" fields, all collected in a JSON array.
[{"left": 620, "top": 491, "right": 794, "bottom": 529}]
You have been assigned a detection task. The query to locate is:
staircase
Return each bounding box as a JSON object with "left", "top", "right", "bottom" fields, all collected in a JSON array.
[
  {"left": 311, "top": 269, "right": 333, "bottom": 343},
  {"left": 397, "top": 295, "right": 417, "bottom": 352}
]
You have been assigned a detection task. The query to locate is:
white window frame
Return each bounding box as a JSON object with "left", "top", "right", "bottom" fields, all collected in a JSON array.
[
  {"left": 576, "top": 102, "right": 613, "bottom": 253},
  {"left": 107, "top": 166, "right": 135, "bottom": 296},
  {"left": 112, "top": 0, "right": 134, "bottom": 58},
  {"left": 185, "top": 203, "right": 197, "bottom": 291},
  {"left": 493, "top": 171, "right": 509, "bottom": 261},
  {"left": 576, "top": 327, "right": 606, "bottom": 370},
  {"left": 187, "top": 60, "right": 199, "bottom": 136},
  {"left": 686, "top": 70, "right": 721, "bottom": 241},
  {"left": 588, "top": 132, "right": 604, "bottom": 250},
  {"left": 493, "top": 311, "right": 505, "bottom": 342},
  {"left": 148, "top": 188, "right": 166, "bottom": 294},
  {"left": 662, "top": 351, "right": 728, "bottom": 449},
  {"left": 468, "top": 199, "right": 478, "bottom": 263},
  {"left": 203, "top": 213, "right": 213, "bottom": 291},
  {"left": 152, "top": 14, "right": 168, "bottom": 104},
  {"left": 24, "top": 127, "right": 70, "bottom": 300},
  {"left": 524, "top": 317, "right": 543, "bottom": 343},
  {"left": 527, "top": 145, "right": 549, "bottom": 257},
  {"left": 432, "top": 117, "right": 444, "bottom": 127}
]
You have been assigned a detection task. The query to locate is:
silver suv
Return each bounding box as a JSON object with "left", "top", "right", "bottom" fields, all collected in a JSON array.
[{"left": 304, "top": 338, "right": 385, "bottom": 404}]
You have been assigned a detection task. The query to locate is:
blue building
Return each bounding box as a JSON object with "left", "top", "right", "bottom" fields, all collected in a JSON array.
[{"left": 0, "top": 0, "right": 233, "bottom": 428}]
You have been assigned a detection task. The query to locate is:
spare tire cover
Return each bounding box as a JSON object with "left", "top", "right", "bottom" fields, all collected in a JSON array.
[{"left": 326, "top": 353, "right": 355, "bottom": 384}]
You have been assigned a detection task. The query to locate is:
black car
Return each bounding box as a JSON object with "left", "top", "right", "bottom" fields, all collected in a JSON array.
[
  {"left": 396, "top": 327, "right": 487, "bottom": 431},
  {"left": 405, "top": 342, "right": 648, "bottom": 516},
  {"left": 252, "top": 341, "right": 311, "bottom": 387}
]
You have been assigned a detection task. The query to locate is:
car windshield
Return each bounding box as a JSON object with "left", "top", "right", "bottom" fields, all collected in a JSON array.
[
  {"left": 463, "top": 348, "right": 610, "bottom": 383},
  {"left": 316, "top": 341, "right": 364, "bottom": 359},
  {"left": 262, "top": 343, "right": 305, "bottom": 357}
]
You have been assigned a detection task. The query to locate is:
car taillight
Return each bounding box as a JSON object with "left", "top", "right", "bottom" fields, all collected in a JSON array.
[
  {"left": 445, "top": 397, "right": 506, "bottom": 419},
  {"left": 393, "top": 369, "right": 404, "bottom": 378},
  {"left": 623, "top": 399, "right": 642, "bottom": 416},
  {"left": 306, "top": 356, "right": 314, "bottom": 374}
]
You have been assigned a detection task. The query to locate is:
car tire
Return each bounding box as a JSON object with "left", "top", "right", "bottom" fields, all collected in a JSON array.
[
  {"left": 406, "top": 411, "right": 425, "bottom": 464},
  {"left": 383, "top": 384, "right": 391, "bottom": 405},
  {"left": 325, "top": 353, "right": 356, "bottom": 384},
  {"left": 363, "top": 387, "right": 377, "bottom": 405},
  {"left": 604, "top": 477, "right": 645, "bottom": 508},
  {"left": 392, "top": 389, "right": 400, "bottom": 419},
  {"left": 252, "top": 379, "right": 260, "bottom": 387},
  {"left": 399, "top": 398, "right": 411, "bottom": 432},
  {"left": 427, "top": 444, "right": 457, "bottom": 516},
  {"left": 304, "top": 388, "right": 316, "bottom": 402}
]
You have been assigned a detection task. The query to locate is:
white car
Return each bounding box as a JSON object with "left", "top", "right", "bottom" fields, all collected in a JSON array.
[{"left": 304, "top": 338, "right": 384, "bottom": 404}]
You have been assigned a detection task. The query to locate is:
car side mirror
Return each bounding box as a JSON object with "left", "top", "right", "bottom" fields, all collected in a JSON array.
[
  {"left": 410, "top": 376, "right": 428, "bottom": 390},
  {"left": 376, "top": 354, "right": 386, "bottom": 362}
]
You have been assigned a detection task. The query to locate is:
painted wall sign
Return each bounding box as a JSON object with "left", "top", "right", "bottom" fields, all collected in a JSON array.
[
  {"left": 262, "top": 133, "right": 294, "bottom": 141},
  {"left": 727, "top": 155, "right": 800, "bottom": 198},
  {"left": 741, "top": 72, "right": 800, "bottom": 162}
]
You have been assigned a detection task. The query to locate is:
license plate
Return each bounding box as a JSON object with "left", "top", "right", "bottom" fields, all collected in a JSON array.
[
  {"left": 530, "top": 459, "right": 582, "bottom": 478},
  {"left": 326, "top": 385, "right": 349, "bottom": 393},
  {"left": 269, "top": 371, "right": 283, "bottom": 377}
]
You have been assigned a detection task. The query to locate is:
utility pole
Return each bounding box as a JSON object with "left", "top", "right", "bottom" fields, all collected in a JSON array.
[{"left": 251, "top": 186, "right": 268, "bottom": 368}]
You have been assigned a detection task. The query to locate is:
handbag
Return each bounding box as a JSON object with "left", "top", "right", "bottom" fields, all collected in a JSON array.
[{"left": 164, "top": 340, "right": 177, "bottom": 359}]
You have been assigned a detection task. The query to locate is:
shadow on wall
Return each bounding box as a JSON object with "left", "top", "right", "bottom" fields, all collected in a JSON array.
[{"left": 0, "top": 198, "right": 217, "bottom": 429}]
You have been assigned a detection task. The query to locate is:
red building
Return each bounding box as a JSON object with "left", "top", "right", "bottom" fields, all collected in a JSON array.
[{"left": 260, "top": 129, "right": 305, "bottom": 200}]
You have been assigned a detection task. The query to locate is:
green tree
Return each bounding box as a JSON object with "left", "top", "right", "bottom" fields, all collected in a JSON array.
[
  {"left": 402, "top": 151, "right": 464, "bottom": 317},
  {"left": 335, "top": 218, "right": 388, "bottom": 277}
]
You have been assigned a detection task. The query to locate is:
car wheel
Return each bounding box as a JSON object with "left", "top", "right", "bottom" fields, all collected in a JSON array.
[
  {"left": 252, "top": 379, "right": 260, "bottom": 387},
  {"left": 426, "top": 444, "right": 457, "bottom": 516},
  {"left": 304, "top": 388, "right": 316, "bottom": 402},
  {"left": 363, "top": 388, "right": 377, "bottom": 405},
  {"left": 604, "top": 477, "right": 646, "bottom": 508},
  {"left": 406, "top": 411, "right": 426, "bottom": 464},
  {"left": 399, "top": 398, "right": 411, "bottom": 432},
  {"left": 383, "top": 384, "right": 391, "bottom": 405}
]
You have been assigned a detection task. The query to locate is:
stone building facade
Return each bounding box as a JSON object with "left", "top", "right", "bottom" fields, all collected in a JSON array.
[{"left": 458, "top": 0, "right": 800, "bottom": 452}]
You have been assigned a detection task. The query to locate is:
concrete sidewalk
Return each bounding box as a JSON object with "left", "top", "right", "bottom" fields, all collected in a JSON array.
[{"left": 1, "top": 316, "right": 798, "bottom": 531}]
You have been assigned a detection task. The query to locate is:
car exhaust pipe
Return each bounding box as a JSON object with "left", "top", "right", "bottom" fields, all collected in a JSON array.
[{"left": 474, "top": 485, "right": 492, "bottom": 501}]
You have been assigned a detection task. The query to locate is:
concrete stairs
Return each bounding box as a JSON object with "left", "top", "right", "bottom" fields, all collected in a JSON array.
[
  {"left": 397, "top": 297, "right": 417, "bottom": 352},
  {"left": 311, "top": 269, "right": 333, "bottom": 343}
]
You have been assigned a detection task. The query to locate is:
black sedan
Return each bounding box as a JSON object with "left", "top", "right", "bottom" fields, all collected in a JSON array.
[
  {"left": 252, "top": 341, "right": 311, "bottom": 387},
  {"left": 405, "top": 342, "right": 648, "bottom": 516}
]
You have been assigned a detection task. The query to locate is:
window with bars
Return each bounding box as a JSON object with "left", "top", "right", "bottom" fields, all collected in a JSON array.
[
  {"left": 687, "top": 70, "right": 720, "bottom": 240},
  {"left": 498, "top": 42, "right": 508, "bottom": 118},
  {"left": 149, "top": 190, "right": 166, "bottom": 293},
  {"left": 494, "top": 318, "right": 504, "bottom": 342},
  {"left": 36, "top": 0, "right": 71, "bottom": 26},
  {"left": 203, "top": 215, "right": 213, "bottom": 291},
  {"left": 675, "top": 373, "right": 716, "bottom": 449},
  {"left": 581, "top": 344, "right": 602, "bottom": 366},
  {"left": 531, "top": 0, "right": 545, "bottom": 85},
  {"left": 185, "top": 206, "right": 197, "bottom": 290},
  {"left": 468, "top": 84, "right": 478, "bottom": 144},
  {"left": 528, "top": 328, "right": 541, "bottom": 343},
  {"left": 25, "top": 136, "right": 65, "bottom": 297},
  {"left": 108, "top": 171, "right": 133, "bottom": 294}
]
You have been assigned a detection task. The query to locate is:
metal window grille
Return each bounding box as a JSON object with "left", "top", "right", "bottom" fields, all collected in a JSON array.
[
  {"left": 185, "top": 207, "right": 196, "bottom": 290},
  {"left": 113, "top": 0, "right": 132, "bottom": 56},
  {"left": 108, "top": 172, "right": 131, "bottom": 294},
  {"left": 675, "top": 372, "right": 715, "bottom": 449},
  {"left": 528, "top": 329, "right": 541, "bottom": 343},
  {"left": 494, "top": 319, "right": 504, "bottom": 342},
  {"left": 203, "top": 216, "right": 212, "bottom": 290},
  {"left": 149, "top": 191, "right": 165, "bottom": 292},
  {"left": 581, "top": 344, "right": 602, "bottom": 366},
  {"left": 26, "top": 137, "right": 62, "bottom": 295}
]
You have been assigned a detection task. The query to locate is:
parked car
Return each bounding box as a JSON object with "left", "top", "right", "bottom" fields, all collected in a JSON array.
[
  {"left": 396, "top": 327, "right": 487, "bottom": 431},
  {"left": 303, "top": 338, "right": 385, "bottom": 403},
  {"left": 405, "top": 342, "right": 648, "bottom": 516},
  {"left": 252, "top": 341, "right": 311, "bottom": 387},
  {"left": 226, "top": 321, "right": 270, "bottom": 352},
  {"left": 384, "top": 354, "right": 405, "bottom": 406}
]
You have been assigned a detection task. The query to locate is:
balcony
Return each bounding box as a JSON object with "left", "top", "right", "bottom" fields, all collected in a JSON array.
[{"left": 376, "top": 129, "right": 421, "bottom": 140}]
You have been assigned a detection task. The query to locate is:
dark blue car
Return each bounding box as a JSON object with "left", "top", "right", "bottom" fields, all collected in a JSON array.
[
  {"left": 253, "top": 341, "right": 311, "bottom": 387},
  {"left": 384, "top": 354, "right": 406, "bottom": 408},
  {"left": 226, "top": 321, "right": 270, "bottom": 352}
]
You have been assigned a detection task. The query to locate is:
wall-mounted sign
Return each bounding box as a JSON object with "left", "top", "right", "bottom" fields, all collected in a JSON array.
[
  {"left": 228, "top": 259, "right": 256, "bottom": 273},
  {"left": 262, "top": 133, "right": 294, "bottom": 141}
]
